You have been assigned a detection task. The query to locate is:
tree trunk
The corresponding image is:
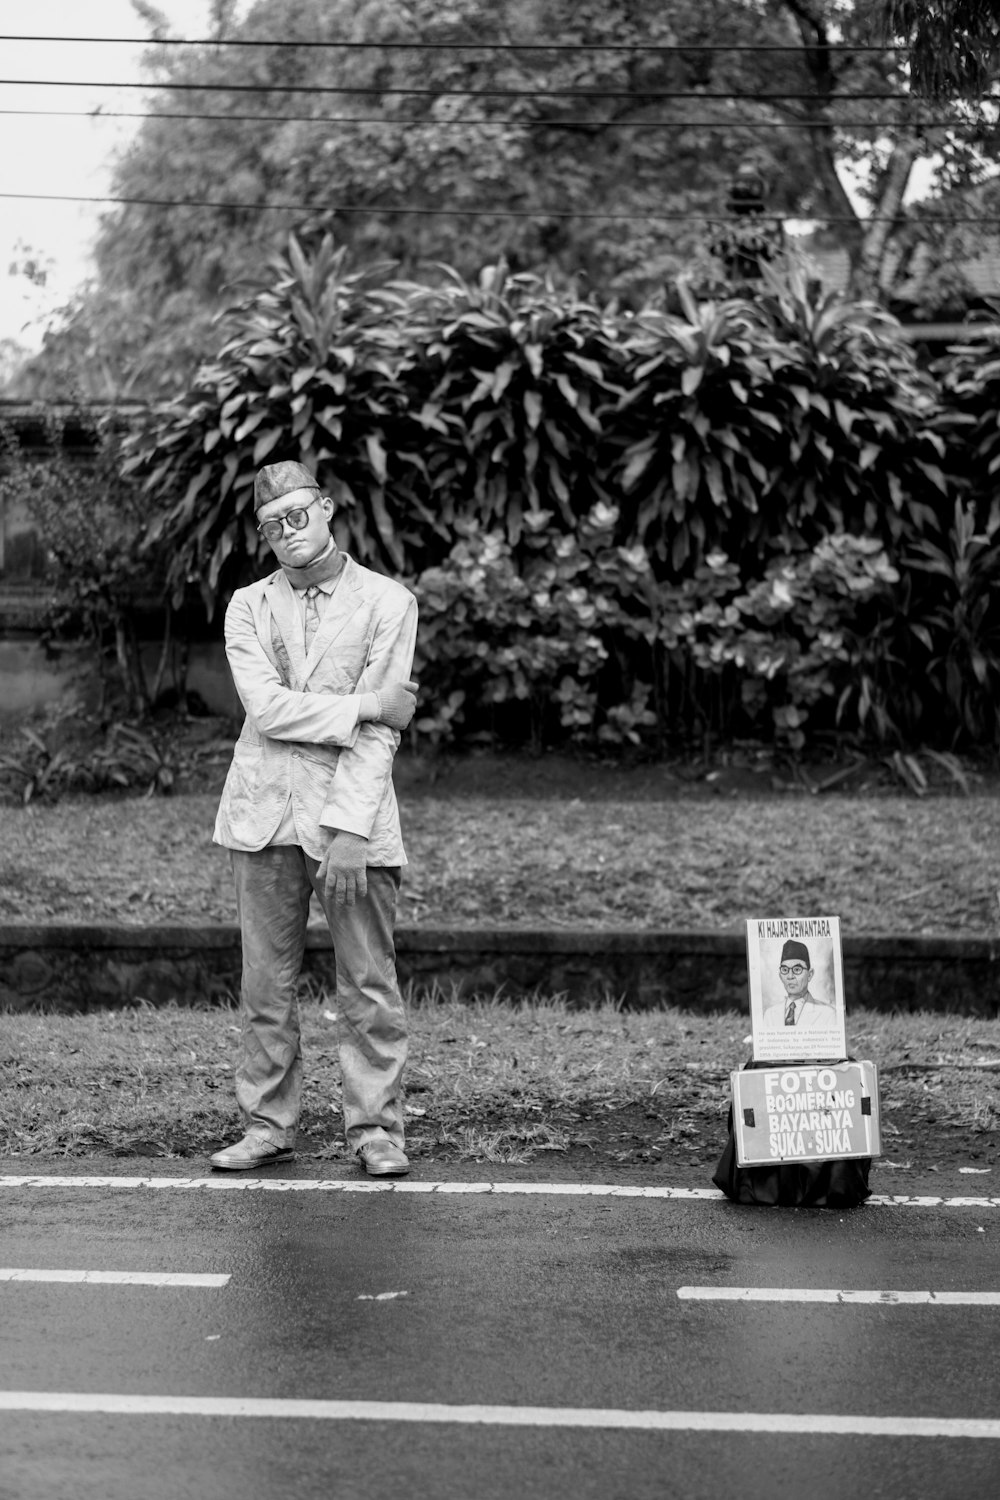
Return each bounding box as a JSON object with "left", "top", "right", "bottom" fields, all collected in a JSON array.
[
  {"left": 783, "top": 0, "right": 918, "bottom": 301},
  {"left": 113, "top": 613, "right": 149, "bottom": 718},
  {"left": 148, "top": 604, "right": 173, "bottom": 708},
  {"left": 853, "top": 139, "right": 920, "bottom": 298}
]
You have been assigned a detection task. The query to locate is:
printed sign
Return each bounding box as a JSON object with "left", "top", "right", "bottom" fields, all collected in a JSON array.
[
  {"left": 731, "top": 1061, "right": 881, "bottom": 1165},
  {"left": 746, "top": 915, "right": 846, "bottom": 1062}
]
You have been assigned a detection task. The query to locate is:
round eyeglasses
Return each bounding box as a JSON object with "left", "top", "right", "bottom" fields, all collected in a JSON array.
[
  {"left": 779, "top": 964, "right": 808, "bottom": 977},
  {"left": 257, "top": 494, "right": 322, "bottom": 543}
]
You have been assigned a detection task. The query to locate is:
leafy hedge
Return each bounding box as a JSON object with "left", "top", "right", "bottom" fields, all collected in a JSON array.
[{"left": 120, "top": 237, "right": 1000, "bottom": 754}]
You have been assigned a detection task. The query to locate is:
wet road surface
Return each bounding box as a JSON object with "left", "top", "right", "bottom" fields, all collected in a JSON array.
[{"left": 0, "top": 1169, "right": 998, "bottom": 1499}]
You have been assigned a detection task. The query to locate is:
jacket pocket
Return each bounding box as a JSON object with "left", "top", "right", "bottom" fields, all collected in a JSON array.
[{"left": 229, "top": 740, "right": 262, "bottom": 797}]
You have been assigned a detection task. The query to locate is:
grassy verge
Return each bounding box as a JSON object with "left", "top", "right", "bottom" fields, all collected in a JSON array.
[
  {"left": 2, "top": 790, "right": 999, "bottom": 934},
  {"left": 2, "top": 988, "right": 997, "bottom": 1169}
]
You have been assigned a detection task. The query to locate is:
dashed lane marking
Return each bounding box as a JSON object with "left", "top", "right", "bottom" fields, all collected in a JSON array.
[
  {"left": 0, "top": 1270, "right": 229, "bottom": 1287},
  {"left": 0, "top": 1176, "right": 997, "bottom": 1207},
  {"left": 678, "top": 1287, "right": 1000, "bottom": 1305},
  {"left": 0, "top": 1392, "right": 996, "bottom": 1437}
]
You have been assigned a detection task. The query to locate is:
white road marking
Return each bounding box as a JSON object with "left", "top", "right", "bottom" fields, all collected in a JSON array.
[
  {"left": 0, "top": 1176, "right": 719, "bottom": 1198},
  {"left": 0, "top": 1176, "right": 997, "bottom": 1208},
  {"left": 0, "top": 1269, "right": 229, "bottom": 1287},
  {"left": 870, "top": 1196, "right": 999, "bottom": 1208},
  {"left": 0, "top": 1392, "right": 996, "bottom": 1437},
  {"left": 677, "top": 1287, "right": 1000, "bottom": 1305}
]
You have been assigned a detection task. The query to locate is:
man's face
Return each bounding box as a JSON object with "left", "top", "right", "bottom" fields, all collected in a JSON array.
[
  {"left": 256, "top": 487, "right": 334, "bottom": 566},
  {"left": 779, "top": 961, "right": 813, "bottom": 998}
]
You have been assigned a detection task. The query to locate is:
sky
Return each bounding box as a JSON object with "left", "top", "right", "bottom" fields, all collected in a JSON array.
[
  {"left": 0, "top": 3, "right": 940, "bottom": 357},
  {"left": 0, "top": 1, "right": 228, "bottom": 351}
]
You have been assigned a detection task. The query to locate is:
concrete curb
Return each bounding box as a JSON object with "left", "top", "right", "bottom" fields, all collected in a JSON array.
[{"left": 1, "top": 923, "right": 998, "bottom": 1014}]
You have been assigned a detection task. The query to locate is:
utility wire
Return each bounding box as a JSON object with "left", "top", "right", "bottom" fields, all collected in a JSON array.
[
  {"left": 0, "top": 107, "right": 989, "bottom": 131},
  {"left": 0, "top": 78, "right": 931, "bottom": 101},
  {"left": 0, "top": 35, "right": 911, "bottom": 53},
  {"left": 1, "top": 191, "right": 994, "bottom": 224}
]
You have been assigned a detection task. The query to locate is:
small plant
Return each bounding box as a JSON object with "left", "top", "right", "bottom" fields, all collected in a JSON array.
[{"left": 0, "top": 717, "right": 177, "bottom": 805}]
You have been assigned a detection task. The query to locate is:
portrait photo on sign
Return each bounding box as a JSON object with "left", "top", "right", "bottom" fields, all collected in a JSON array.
[{"left": 745, "top": 916, "right": 846, "bottom": 1062}]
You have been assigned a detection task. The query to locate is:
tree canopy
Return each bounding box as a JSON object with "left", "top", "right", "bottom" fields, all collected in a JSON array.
[
  {"left": 881, "top": 1, "right": 1000, "bottom": 99},
  {"left": 8, "top": 0, "right": 998, "bottom": 397}
]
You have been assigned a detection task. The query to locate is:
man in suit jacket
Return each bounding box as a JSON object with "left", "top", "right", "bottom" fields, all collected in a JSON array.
[
  {"left": 766, "top": 939, "right": 838, "bottom": 1031},
  {"left": 210, "top": 460, "right": 419, "bottom": 1177}
]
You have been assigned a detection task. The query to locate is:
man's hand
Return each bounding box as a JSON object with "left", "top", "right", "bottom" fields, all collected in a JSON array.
[
  {"left": 375, "top": 680, "right": 419, "bottom": 732},
  {"left": 317, "top": 831, "right": 369, "bottom": 906}
]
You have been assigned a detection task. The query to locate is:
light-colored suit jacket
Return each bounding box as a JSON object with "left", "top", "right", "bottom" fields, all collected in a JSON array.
[{"left": 213, "top": 555, "right": 417, "bottom": 864}]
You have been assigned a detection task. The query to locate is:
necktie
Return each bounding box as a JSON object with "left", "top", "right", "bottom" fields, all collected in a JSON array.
[
  {"left": 785, "top": 999, "right": 797, "bottom": 1026},
  {"left": 304, "top": 585, "right": 321, "bottom": 651}
]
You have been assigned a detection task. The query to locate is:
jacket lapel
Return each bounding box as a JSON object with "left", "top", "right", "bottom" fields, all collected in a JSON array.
[{"left": 265, "top": 572, "right": 309, "bottom": 689}]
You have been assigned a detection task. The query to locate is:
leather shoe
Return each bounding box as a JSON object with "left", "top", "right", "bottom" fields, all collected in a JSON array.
[
  {"left": 357, "top": 1140, "right": 410, "bottom": 1177},
  {"left": 210, "top": 1134, "right": 295, "bottom": 1171}
]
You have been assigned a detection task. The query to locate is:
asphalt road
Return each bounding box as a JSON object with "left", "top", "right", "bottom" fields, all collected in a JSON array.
[{"left": 0, "top": 1169, "right": 998, "bottom": 1500}]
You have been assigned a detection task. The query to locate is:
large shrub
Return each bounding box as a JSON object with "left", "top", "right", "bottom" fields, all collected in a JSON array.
[
  {"left": 875, "top": 329, "right": 1000, "bottom": 747},
  {"left": 609, "top": 270, "right": 945, "bottom": 575},
  {"left": 121, "top": 237, "right": 1000, "bottom": 754},
  {"left": 401, "top": 266, "right": 624, "bottom": 556},
  {"left": 123, "top": 236, "right": 428, "bottom": 611},
  {"left": 934, "top": 327, "right": 1000, "bottom": 525},
  {"left": 123, "top": 241, "right": 630, "bottom": 610},
  {"left": 412, "top": 521, "right": 902, "bottom": 752}
]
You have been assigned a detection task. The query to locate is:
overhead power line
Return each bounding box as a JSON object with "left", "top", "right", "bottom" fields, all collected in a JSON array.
[
  {"left": 0, "top": 106, "right": 991, "bottom": 133},
  {"left": 1, "top": 190, "right": 995, "bottom": 225},
  {"left": 0, "top": 78, "right": 925, "bottom": 102},
  {"left": 3, "top": 106, "right": 992, "bottom": 130},
  {"left": 0, "top": 35, "right": 910, "bottom": 53}
]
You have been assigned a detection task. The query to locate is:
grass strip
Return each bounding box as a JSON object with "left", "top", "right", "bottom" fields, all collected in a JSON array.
[
  {"left": 2, "top": 988, "right": 997, "bottom": 1166},
  {"left": 2, "top": 792, "right": 999, "bottom": 933}
]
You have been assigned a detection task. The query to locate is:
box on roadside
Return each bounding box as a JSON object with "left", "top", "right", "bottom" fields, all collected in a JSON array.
[{"left": 731, "top": 1059, "right": 881, "bottom": 1167}]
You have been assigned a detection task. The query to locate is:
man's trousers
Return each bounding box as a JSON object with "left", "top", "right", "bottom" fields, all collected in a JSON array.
[{"left": 229, "top": 846, "right": 407, "bottom": 1153}]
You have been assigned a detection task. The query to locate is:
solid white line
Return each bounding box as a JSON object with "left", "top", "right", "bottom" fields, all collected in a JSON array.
[
  {"left": 0, "top": 1177, "right": 723, "bottom": 1200},
  {"left": 0, "top": 1270, "right": 229, "bottom": 1287},
  {"left": 0, "top": 1392, "right": 996, "bottom": 1437},
  {"left": 0, "top": 1176, "right": 997, "bottom": 1208},
  {"left": 677, "top": 1287, "right": 1000, "bottom": 1305}
]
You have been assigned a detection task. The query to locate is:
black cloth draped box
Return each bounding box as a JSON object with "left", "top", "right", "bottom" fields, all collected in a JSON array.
[{"left": 712, "top": 1059, "right": 872, "bottom": 1209}]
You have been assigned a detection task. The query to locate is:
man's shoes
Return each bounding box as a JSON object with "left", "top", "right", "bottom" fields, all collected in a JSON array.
[
  {"left": 357, "top": 1140, "right": 410, "bottom": 1177},
  {"left": 209, "top": 1134, "right": 295, "bottom": 1171}
]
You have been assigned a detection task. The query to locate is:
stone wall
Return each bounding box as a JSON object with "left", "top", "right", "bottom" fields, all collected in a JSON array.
[{"left": 1, "top": 923, "right": 997, "bottom": 1015}]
